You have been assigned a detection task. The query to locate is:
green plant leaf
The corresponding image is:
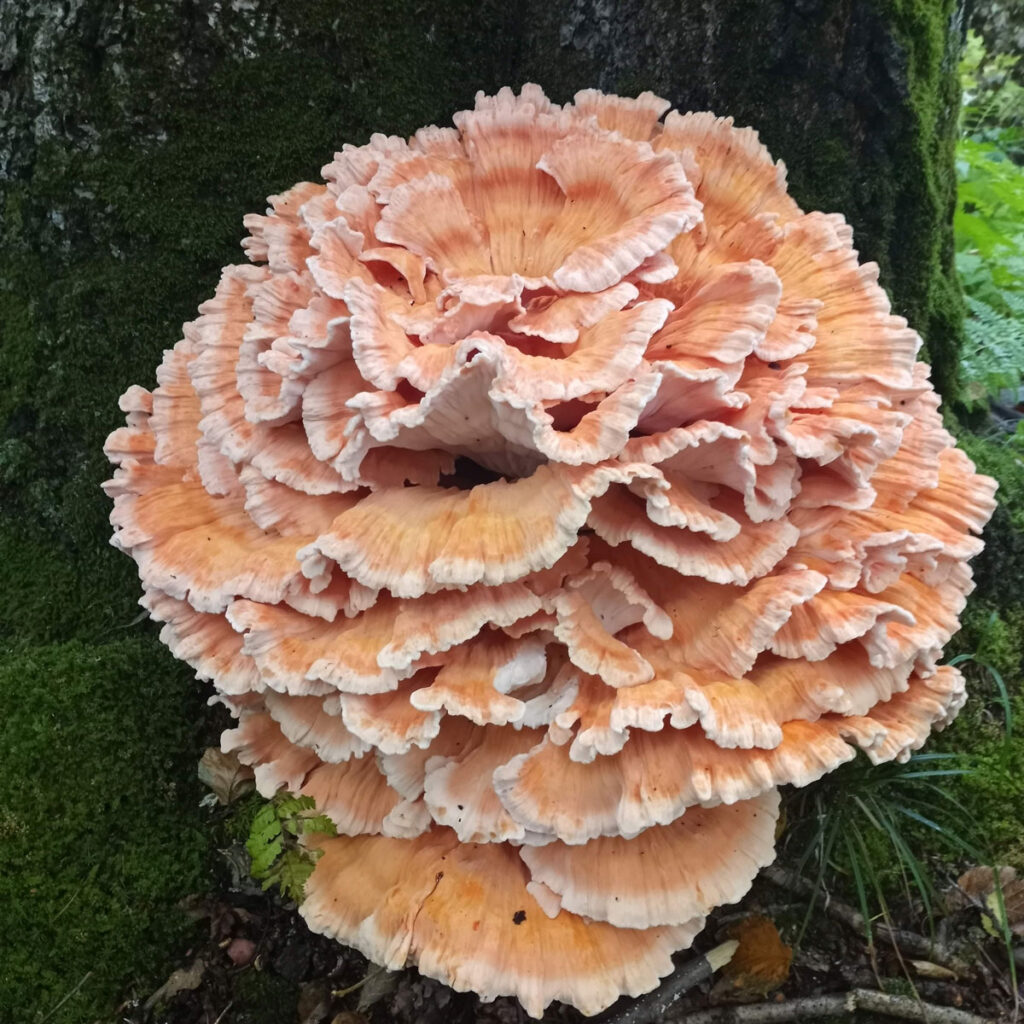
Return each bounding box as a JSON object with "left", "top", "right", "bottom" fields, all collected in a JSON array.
[{"left": 242, "top": 792, "right": 336, "bottom": 898}]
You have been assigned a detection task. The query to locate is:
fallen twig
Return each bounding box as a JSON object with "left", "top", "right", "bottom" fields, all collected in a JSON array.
[
  {"left": 39, "top": 971, "right": 93, "bottom": 1024},
  {"left": 211, "top": 1000, "right": 234, "bottom": 1024},
  {"left": 673, "top": 988, "right": 995, "bottom": 1024},
  {"left": 764, "top": 864, "right": 972, "bottom": 976},
  {"left": 598, "top": 941, "right": 738, "bottom": 1024}
]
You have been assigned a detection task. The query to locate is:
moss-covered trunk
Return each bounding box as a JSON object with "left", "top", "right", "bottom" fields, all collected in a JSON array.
[{"left": 0, "top": 2, "right": 967, "bottom": 1020}]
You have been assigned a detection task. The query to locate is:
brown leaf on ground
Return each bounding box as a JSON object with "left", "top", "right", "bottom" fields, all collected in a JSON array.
[
  {"left": 198, "top": 747, "right": 255, "bottom": 805},
  {"left": 986, "top": 880, "right": 1024, "bottom": 937},
  {"left": 143, "top": 958, "right": 205, "bottom": 1011},
  {"left": 1005, "top": 881, "right": 1024, "bottom": 936},
  {"left": 954, "top": 865, "right": 1024, "bottom": 936},
  {"left": 911, "top": 959, "right": 959, "bottom": 980},
  {"left": 712, "top": 915, "right": 793, "bottom": 1002},
  {"left": 957, "top": 865, "right": 1017, "bottom": 900}
]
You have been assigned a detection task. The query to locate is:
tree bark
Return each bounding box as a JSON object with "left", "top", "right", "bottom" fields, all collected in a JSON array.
[{"left": 0, "top": 0, "right": 968, "bottom": 401}]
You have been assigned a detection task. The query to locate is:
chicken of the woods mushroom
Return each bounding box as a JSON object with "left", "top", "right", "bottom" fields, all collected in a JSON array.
[{"left": 104, "top": 85, "right": 996, "bottom": 1017}]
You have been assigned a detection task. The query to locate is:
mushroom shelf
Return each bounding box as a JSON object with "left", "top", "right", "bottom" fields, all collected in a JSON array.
[{"left": 104, "top": 85, "right": 996, "bottom": 1017}]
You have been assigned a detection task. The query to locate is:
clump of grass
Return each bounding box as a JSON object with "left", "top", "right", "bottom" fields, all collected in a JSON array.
[
  {"left": 777, "top": 678, "right": 1019, "bottom": 1003},
  {"left": 783, "top": 751, "right": 979, "bottom": 945}
]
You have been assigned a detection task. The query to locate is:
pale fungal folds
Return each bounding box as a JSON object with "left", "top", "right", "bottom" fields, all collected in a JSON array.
[{"left": 104, "top": 85, "right": 996, "bottom": 1017}]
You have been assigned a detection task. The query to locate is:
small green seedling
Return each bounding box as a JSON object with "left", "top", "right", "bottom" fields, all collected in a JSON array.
[{"left": 245, "top": 794, "right": 336, "bottom": 902}]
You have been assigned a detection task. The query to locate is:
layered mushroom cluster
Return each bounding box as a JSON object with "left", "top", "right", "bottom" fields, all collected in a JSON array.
[{"left": 104, "top": 86, "right": 997, "bottom": 1017}]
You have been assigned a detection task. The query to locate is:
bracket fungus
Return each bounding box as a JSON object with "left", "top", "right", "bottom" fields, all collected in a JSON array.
[{"left": 105, "top": 85, "right": 996, "bottom": 1017}]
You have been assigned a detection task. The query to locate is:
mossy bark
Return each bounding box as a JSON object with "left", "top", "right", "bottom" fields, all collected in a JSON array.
[{"left": 0, "top": 2, "right": 968, "bottom": 1020}]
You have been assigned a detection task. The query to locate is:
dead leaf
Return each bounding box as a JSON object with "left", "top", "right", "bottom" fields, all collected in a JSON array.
[
  {"left": 958, "top": 865, "right": 1017, "bottom": 900},
  {"left": 712, "top": 915, "right": 792, "bottom": 1002},
  {"left": 298, "top": 978, "right": 332, "bottom": 1024},
  {"left": 198, "top": 747, "right": 254, "bottom": 805},
  {"left": 356, "top": 964, "right": 400, "bottom": 1011},
  {"left": 954, "top": 865, "right": 1024, "bottom": 937},
  {"left": 984, "top": 880, "right": 1024, "bottom": 938},
  {"left": 143, "top": 958, "right": 205, "bottom": 1011},
  {"left": 911, "top": 960, "right": 958, "bottom": 980}
]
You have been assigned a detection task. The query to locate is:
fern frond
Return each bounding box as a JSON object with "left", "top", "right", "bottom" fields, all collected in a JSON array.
[
  {"left": 961, "top": 295, "right": 1024, "bottom": 407},
  {"left": 244, "top": 791, "right": 337, "bottom": 900}
]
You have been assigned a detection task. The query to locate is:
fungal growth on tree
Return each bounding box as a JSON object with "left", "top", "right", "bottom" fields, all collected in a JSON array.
[{"left": 104, "top": 85, "right": 996, "bottom": 1016}]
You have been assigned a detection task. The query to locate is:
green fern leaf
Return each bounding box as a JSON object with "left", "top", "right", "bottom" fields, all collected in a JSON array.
[
  {"left": 249, "top": 802, "right": 279, "bottom": 839},
  {"left": 243, "top": 791, "right": 335, "bottom": 895},
  {"left": 247, "top": 834, "right": 284, "bottom": 877},
  {"left": 302, "top": 813, "right": 337, "bottom": 836},
  {"left": 276, "top": 849, "right": 316, "bottom": 902},
  {"left": 961, "top": 295, "right": 1024, "bottom": 406}
]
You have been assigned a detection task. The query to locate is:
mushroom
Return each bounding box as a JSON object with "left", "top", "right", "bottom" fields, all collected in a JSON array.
[{"left": 104, "top": 85, "right": 996, "bottom": 1017}]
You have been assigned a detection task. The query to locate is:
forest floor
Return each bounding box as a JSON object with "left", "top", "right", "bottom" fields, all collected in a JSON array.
[{"left": 114, "top": 816, "right": 1022, "bottom": 1024}]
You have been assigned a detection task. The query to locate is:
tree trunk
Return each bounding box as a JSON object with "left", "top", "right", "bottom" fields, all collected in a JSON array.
[
  {"left": 0, "top": 0, "right": 970, "bottom": 628},
  {"left": 1, "top": 2, "right": 966, "bottom": 410}
]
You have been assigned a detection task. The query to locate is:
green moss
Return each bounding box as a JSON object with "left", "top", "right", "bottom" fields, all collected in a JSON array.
[
  {"left": 943, "top": 599, "right": 1024, "bottom": 869},
  {"left": 939, "top": 694, "right": 1024, "bottom": 867},
  {"left": 781, "top": 0, "right": 966, "bottom": 397},
  {"left": 953, "top": 601, "right": 1024, "bottom": 679},
  {"left": 0, "top": 638, "right": 209, "bottom": 1023},
  {"left": 955, "top": 433, "right": 1024, "bottom": 607},
  {"left": 958, "top": 431, "right": 1024, "bottom": 524},
  {"left": 939, "top": 430, "right": 1024, "bottom": 868},
  {"left": 879, "top": 0, "right": 966, "bottom": 397}
]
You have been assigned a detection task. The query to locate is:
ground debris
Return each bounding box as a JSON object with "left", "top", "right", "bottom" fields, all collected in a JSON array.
[
  {"left": 124, "top": 853, "right": 1017, "bottom": 1024},
  {"left": 143, "top": 958, "right": 205, "bottom": 1012},
  {"left": 198, "top": 747, "right": 255, "bottom": 806}
]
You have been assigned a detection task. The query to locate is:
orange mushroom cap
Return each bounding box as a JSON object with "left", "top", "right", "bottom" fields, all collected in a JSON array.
[{"left": 104, "top": 85, "right": 995, "bottom": 1017}]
